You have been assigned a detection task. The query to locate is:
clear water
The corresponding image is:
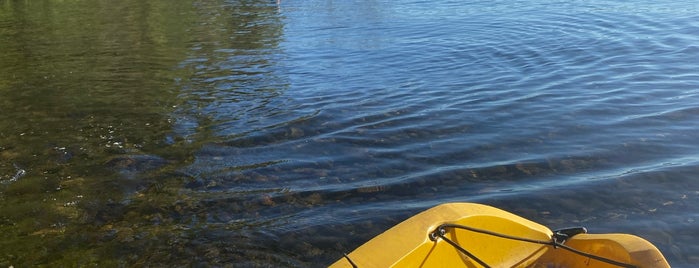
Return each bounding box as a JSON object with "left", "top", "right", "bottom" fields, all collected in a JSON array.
[{"left": 1, "top": 0, "right": 699, "bottom": 266}]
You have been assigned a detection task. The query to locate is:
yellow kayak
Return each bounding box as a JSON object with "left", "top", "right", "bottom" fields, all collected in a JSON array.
[{"left": 330, "top": 203, "right": 669, "bottom": 268}]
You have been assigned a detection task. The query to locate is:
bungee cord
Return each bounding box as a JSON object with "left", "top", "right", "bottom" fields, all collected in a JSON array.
[{"left": 429, "top": 223, "right": 637, "bottom": 268}]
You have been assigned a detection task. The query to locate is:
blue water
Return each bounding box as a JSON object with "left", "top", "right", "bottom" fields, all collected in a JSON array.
[
  {"left": 173, "top": 0, "right": 699, "bottom": 265},
  {"left": 2, "top": 0, "right": 699, "bottom": 266}
]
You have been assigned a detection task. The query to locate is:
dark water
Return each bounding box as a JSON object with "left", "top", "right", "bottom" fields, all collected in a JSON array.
[{"left": 2, "top": 0, "right": 699, "bottom": 266}]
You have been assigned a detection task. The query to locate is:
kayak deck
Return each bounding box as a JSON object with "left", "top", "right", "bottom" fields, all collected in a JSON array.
[{"left": 330, "top": 203, "right": 669, "bottom": 268}]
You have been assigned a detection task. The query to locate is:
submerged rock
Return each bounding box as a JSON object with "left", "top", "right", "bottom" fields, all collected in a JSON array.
[{"left": 105, "top": 154, "right": 169, "bottom": 179}]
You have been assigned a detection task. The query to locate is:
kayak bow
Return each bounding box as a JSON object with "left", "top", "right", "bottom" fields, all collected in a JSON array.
[{"left": 330, "top": 203, "right": 669, "bottom": 268}]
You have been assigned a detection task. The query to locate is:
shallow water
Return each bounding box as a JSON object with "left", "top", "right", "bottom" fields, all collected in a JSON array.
[{"left": 1, "top": 0, "right": 699, "bottom": 266}]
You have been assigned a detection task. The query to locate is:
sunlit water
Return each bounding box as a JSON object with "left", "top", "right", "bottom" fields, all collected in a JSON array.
[{"left": 1, "top": 0, "right": 699, "bottom": 266}]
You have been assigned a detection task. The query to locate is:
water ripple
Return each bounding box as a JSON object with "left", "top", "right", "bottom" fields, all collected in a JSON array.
[{"left": 69, "top": 0, "right": 699, "bottom": 265}]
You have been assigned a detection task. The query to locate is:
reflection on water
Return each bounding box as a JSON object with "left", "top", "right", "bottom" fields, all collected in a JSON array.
[
  {"left": 2, "top": 0, "right": 699, "bottom": 266},
  {"left": 174, "top": 0, "right": 288, "bottom": 140}
]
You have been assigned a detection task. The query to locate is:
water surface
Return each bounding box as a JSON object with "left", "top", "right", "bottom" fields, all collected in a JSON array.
[{"left": 1, "top": 0, "right": 699, "bottom": 266}]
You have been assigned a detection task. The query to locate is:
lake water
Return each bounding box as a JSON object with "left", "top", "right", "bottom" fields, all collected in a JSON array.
[{"left": 1, "top": 0, "right": 699, "bottom": 266}]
